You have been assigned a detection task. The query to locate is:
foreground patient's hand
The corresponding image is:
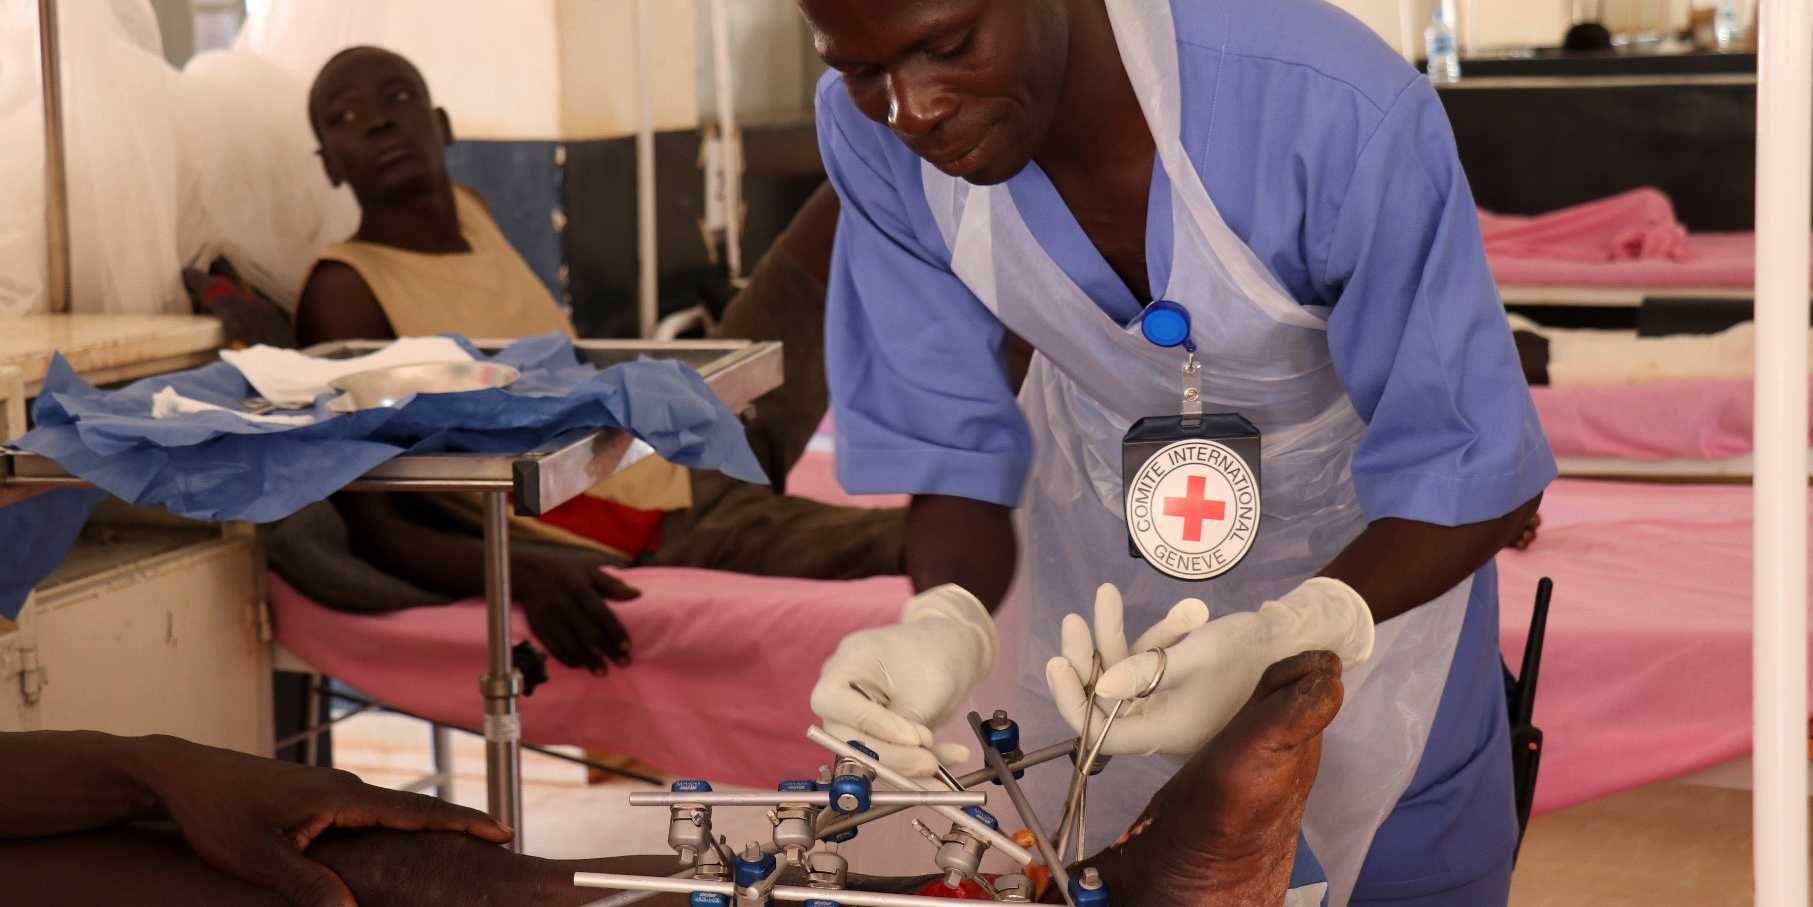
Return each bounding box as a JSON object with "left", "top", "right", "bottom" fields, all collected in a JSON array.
[{"left": 135, "top": 736, "right": 512, "bottom": 907}]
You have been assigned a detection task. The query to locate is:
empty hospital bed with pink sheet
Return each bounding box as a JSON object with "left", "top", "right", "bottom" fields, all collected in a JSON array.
[
  {"left": 1497, "top": 479, "right": 1813, "bottom": 815},
  {"left": 1482, "top": 188, "right": 1813, "bottom": 307}
]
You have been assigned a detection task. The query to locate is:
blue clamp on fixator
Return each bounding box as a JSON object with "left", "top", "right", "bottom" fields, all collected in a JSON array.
[
  {"left": 828, "top": 742, "right": 879, "bottom": 814},
  {"left": 1069, "top": 868, "right": 1111, "bottom": 907},
  {"left": 982, "top": 712, "right": 1025, "bottom": 782},
  {"left": 828, "top": 771, "right": 873, "bottom": 814},
  {"left": 804, "top": 900, "right": 842, "bottom": 907},
  {"left": 778, "top": 780, "right": 817, "bottom": 794},
  {"left": 1137, "top": 300, "right": 1194, "bottom": 353},
  {"left": 691, "top": 893, "right": 730, "bottom": 907},
  {"left": 962, "top": 806, "right": 1000, "bottom": 830},
  {"left": 672, "top": 779, "right": 713, "bottom": 793},
  {"left": 734, "top": 851, "right": 778, "bottom": 889}
]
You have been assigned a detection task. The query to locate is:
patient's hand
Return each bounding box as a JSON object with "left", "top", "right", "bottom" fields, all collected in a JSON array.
[
  {"left": 1083, "top": 652, "right": 1345, "bottom": 907},
  {"left": 515, "top": 550, "right": 640, "bottom": 673},
  {"left": 137, "top": 736, "right": 512, "bottom": 907}
]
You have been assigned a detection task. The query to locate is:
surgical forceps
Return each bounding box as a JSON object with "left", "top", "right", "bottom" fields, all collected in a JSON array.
[{"left": 1054, "top": 647, "right": 1168, "bottom": 863}]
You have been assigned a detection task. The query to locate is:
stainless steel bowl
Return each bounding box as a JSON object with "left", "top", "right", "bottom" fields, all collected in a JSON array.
[{"left": 326, "top": 361, "right": 520, "bottom": 412}]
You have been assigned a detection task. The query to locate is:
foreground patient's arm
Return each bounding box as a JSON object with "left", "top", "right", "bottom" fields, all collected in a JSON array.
[
  {"left": 0, "top": 731, "right": 159, "bottom": 839},
  {"left": 0, "top": 731, "right": 513, "bottom": 907}
]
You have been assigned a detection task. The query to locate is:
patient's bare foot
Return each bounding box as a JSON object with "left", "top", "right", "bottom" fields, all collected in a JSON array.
[{"left": 1084, "top": 651, "right": 1344, "bottom": 907}]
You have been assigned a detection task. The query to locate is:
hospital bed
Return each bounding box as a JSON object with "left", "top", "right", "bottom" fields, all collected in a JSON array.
[
  {"left": 1529, "top": 376, "right": 1811, "bottom": 480},
  {"left": 265, "top": 417, "right": 905, "bottom": 792},
  {"left": 1494, "top": 478, "right": 1813, "bottom": 815}
]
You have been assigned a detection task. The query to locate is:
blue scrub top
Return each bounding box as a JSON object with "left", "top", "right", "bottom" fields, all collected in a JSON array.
[{"left": 816, "top": 0, "right": 1556, "bottom": 898}]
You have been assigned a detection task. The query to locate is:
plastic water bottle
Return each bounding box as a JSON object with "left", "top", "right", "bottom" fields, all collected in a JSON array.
[
  {"left": 1424, "top": 8, "right": 1461, "bottom": 84},
  {"left": 1713, "top": 0, "right": 1742, "bottom": 50}
]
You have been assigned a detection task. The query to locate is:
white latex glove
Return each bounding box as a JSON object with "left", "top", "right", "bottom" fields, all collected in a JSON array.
[
  {"left": 810, "top": 584, "right": 998, "bottom": 776},
  {"left": 1058, "top": 583, "right": 1211, "bottom": 696},
  {"left": 1046, "top": 577, "right": 1375, "bottom": 757}
]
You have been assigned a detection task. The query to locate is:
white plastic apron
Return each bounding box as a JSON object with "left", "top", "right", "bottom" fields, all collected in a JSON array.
[{"left": 925, "top": 3, "right": 1471, "bottom": 904}]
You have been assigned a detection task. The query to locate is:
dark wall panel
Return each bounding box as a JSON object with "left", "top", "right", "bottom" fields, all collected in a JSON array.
[
  {"left": 445, "top": 140, "right": 563, "bottom": 301},
  {"left": 1438, "top": 82, "right": 1765, "bottom": 232}
]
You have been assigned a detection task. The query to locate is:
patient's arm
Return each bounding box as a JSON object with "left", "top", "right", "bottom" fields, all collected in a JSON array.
[
  {"left": 333, "top": 491, "right": 640, "bottom": 672},
  {"left": 0, "top": 731, "right": 511, "bottom": 907},
  {"left": 295, "top": 261, "right": 395, "bottom": 349},
  {"left": 0, "top": 731, "right": 160, "bottom": 839}
]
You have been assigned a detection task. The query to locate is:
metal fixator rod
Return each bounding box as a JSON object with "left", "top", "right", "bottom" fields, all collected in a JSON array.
[
  {"left": 573, "top": 873, "right": 984, "bottom": 907},
  {"left": 627, "top": 790, "right": 985, "bottom": 808},
  {"left": 967, "top": 712, "right": 1077, "bottom": 907},
  {"left": 811, "top": 737, "right": 1080, "bottom": 841},
  {"left": 806, "top": 726, "right": 1035, "bottom": 867}
]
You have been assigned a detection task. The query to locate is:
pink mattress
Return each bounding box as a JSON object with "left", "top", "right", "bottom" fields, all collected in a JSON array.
[
  {"left": 271, "top": 570, "right": 908, "bottom": 787},
  {"left": 1479, "top": 188, "right": 1809, "bottom": 290},
  {"left": 1498, "top": 478, "right": 1813, "bottom": 815},
  {"left": 271, "top": 437, "right": 910, "bottom": 788},
  {"left": 1531, "top": 378, "right": 1802, "bottom": 462},
  {"left": 1489, "top": 232, "right": 1772, "bottom": 290}
]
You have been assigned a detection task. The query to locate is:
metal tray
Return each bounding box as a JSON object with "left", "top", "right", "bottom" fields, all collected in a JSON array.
[{"left": 3, "top": 339, "right": 783, "bottom": 517}]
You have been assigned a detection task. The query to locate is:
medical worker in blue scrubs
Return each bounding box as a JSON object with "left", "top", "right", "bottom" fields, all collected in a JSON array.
[{"left": 800, "top": 1, "right": 1555, "bottom": 905}]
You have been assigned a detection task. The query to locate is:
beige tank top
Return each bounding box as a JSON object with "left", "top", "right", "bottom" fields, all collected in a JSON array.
[
  {"left": 316, "top": 186, "right": 575, "bottom": 340},
  {"left": 315, "top": 186, "right": 691, "bottom": 522}
]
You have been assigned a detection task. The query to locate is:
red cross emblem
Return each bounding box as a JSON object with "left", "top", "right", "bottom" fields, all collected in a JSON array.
[{"left": 1163, "top": 475, "right": 1227, "bottom": 543}]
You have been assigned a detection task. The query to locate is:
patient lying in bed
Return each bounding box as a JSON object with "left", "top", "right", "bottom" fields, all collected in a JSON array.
[
  {"left": 285, "top": 47, "right": 904, "bottom": 672},
  {"left": 0, "top": 653, "right": 1343, "bottom": 907}
]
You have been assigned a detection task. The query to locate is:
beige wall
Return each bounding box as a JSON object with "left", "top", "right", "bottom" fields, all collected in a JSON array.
[
  {"left": 696, "top": 0, "right": 819, "bottom": 121},
  {"left": 237, "top": 0, "right": 702, "bottom": 141},
  {"left": 558, "top": 0, "right": 700, "bottom": 140}
]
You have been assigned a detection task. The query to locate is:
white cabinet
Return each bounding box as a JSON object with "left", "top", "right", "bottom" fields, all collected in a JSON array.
[{"left": 0, "top": 527, "right": 272, "bottom": 755}]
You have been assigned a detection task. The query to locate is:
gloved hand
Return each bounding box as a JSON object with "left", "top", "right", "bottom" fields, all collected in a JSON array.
[
  {"left": 1046, "top": 577, "right": 1374, "bottom": 757},
  {"left": 810, "top": 584, "right": 998, "bottom": 776},
  {"left": 1057, "top": 583, "right": 1211, "bottom": 697}
]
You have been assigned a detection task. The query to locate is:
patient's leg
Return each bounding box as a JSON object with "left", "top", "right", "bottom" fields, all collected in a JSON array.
[
  {"left": 0, "top": 823, "right": 684, "bottom": 907},
  {"left": 0, "top": 655, "right": 1338, "bottom": 907},
  {"left": 647, "top": 470, "right": 906, "bottom": 580},
  {"left": 1083, "top": 651, "right": 1345, "bottom": 907},
  {"left": 0, "top": 826, "right": 287, "bottom": 907}
]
